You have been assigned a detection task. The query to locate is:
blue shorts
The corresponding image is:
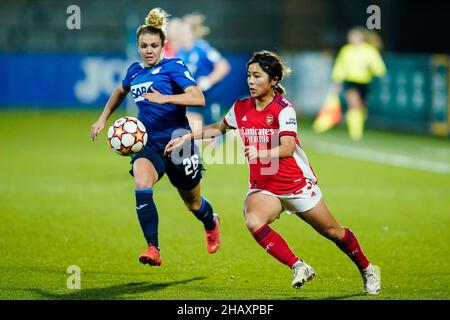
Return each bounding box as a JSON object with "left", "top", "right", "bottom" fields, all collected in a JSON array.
[{"left": 129, "top": 142, "right": 204, "bottom": 191}]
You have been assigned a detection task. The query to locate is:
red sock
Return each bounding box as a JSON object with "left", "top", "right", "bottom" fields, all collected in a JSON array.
[
  {"left": 335, "top": 227, "right": 370, "bottom": 270},
  {"left": 251, "top": 224, "right": 300, "bottom": 269}
]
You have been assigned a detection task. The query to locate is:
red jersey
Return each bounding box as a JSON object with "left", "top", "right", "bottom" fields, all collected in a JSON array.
[
  {"left": 223, "top": 94, "right": 317, "bottom": 195},
  {"left": 163, "top": 43, "right": 177, "bottom": 58}
]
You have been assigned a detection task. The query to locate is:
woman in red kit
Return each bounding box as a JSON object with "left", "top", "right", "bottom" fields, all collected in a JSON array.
[{"left": 165, "top": 50, "right": 380, "bottom": 294}]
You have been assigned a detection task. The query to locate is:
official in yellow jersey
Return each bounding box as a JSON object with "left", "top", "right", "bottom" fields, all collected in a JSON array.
[{"left": 314, "top": 27, "right": 386, "bottom": 140}]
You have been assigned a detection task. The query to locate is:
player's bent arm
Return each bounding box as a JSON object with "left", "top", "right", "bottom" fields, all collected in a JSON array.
[
  {"left": 369, "top": 49, "right": 387, "bottom": 78},
  {"left": 142, "top": 86, "right": 205, "bottom": 107},
  {"left": 90, "top": 85, "right": 129, "bottom": 141},
  {"left": 198, "top": 58, "right": 231, "bottom": 91},
  {"left": 171, "top": 85, "right": 206, "bottom": 106},
  {"left": 331, "top": 48, "right": 347, "bottom": 83},
  {"left": 259, "top": 135, "right": 296, "bottom": 159}
]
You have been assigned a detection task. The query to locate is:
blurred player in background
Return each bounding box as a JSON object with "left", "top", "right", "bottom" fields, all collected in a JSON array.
[
  {"left": 165, "top": 50, "right": 381, "bottom": 294},
  {"left": 162, "top": 17, "right": 183, "bottom": 58},
  {"left": 90, "top": 8, "right": 221, "bottom": 267},
  {"left": 177, "top": 13, "right": 231, "bottom": 130},
  {"left": 313, "top": 27, "right": 386, "bottom": 141}
]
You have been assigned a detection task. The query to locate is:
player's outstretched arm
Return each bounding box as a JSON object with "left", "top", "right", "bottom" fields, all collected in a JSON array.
[
  {"left": 90, "top": 85, "right": 129, "bottom": 141},
  {"left": 164, "top": 120, "right": 228, "bottom": 156}
]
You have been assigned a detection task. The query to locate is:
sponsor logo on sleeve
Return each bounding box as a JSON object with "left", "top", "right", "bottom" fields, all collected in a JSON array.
[{"left": 285, "top": 117, "right": 297, "bottom": 125}]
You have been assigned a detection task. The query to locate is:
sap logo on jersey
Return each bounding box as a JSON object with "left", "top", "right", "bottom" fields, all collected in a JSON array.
[{"left": 131, "top": 82, "right": 154, "bottom": 102}]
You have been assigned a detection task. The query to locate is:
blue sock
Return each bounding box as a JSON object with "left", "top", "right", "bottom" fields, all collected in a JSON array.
[
  {"left": 135, "top": 188, "right": 159, "bottom": 249},
  {"left": 191, "top": 197, "right": 216, "bottom": 231}
]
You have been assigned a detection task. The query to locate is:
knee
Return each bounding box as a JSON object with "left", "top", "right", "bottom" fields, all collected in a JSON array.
[
  {"left": 135, "top": 178, "right": 154, "bottom": 190},
  {"left": 245, "top": 212, "right": 265, "bottom": 233},
  {"left": 322, "top": 225, "right": 345, "bottom": 242},
  {"left": 133, "top": 160, "right": 158, "bottom": 190},
  {"left": 185, "top": 197, "right": 202, "bottom": 212}
]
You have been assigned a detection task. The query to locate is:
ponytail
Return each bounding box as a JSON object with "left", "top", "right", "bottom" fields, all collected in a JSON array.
[
  {"left": 274, "top": 83, "right": 287, "bottom": 95},
  {"left": 137, "top": 7, "right": 170, "bottom": 43}
]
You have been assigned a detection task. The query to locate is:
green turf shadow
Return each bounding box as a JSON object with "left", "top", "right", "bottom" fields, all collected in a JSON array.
[
  {"left": 27, "top": 277, "right": 207, "bottom": 300},
  {"left": 317, "top": 293, "right": 367, "bottom": 300},
  {"left": 282, "top": 292, "right": 366, "bottom": 300}
]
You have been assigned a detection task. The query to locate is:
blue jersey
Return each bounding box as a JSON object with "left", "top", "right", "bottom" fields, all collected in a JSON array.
[
  {"left": 122, "top": 58, "right": 197, "bottom": 151},
  {"left": 177, "top": 39, "right": 223, "bottom": 80}
]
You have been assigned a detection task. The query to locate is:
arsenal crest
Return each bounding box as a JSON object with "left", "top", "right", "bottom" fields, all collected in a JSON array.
[{"left": 266, "top": 114, "right": 274, "bottom": 125}]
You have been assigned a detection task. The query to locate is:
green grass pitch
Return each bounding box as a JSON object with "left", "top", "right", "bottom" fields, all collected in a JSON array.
[{"left": 1, "top": 110, "right": 449, "bottom": 300}]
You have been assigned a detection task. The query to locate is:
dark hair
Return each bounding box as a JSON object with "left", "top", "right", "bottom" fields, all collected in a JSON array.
[
  {"left": 136, "top": 8, "right": 169, "bottom": 44},
  {"left": 246, "top": 50, "right": 291, "bottom": 95}
]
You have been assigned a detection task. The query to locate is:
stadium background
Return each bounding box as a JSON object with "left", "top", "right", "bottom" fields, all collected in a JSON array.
[
  {"left": 2, "top": 0, "right": 450, "bottom": 135},
  {"left": 0, "top": 0, "right": 449, "bottom": 300}
]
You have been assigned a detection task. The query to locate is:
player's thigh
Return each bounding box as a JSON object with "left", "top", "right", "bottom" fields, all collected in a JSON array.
[
  {"left": 165, "top": 143, "right": 204, "bottom": 210},
  {"left": 166, "top": 139, "right": 203, "bottom": 185},
  {"left": 345, "top": 88, "right": 364, "bottom": 109},
  {"left": 295, "top": 198, "right": 344, "bottom": 240},
  {"left": 133, "top": 158, "right": 159, "bottom": 189},
  {"left": 130, "top": 145, "right": 166, "bottom": 189},
  {"left": 244, "top": 192, "right": 283, "bottom": 230}
]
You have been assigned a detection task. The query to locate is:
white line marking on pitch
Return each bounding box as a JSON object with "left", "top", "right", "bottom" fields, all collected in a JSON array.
[{"left": 312, "top": 141, "right": 450, "bottom": 174}]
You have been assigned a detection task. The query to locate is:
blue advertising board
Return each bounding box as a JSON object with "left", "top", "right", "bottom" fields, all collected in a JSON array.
[{"left": 0, "top": 54, "right": 249, "bottom": 110}]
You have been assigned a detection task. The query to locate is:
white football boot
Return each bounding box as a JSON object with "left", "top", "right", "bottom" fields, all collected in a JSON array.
[
  {"left": 361, "top": 264, "right": 381, "bottom": 295},
  {"left": 291, "top": 261, "right": 316, "bottom": 289}
]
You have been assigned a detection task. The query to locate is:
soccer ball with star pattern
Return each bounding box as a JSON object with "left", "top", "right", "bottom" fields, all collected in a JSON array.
[{"left": 107, "top": 117, "right": 147, "bottom": 156}]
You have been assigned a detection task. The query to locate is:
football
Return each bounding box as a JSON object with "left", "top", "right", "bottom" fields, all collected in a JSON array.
[{"left": 107, "top": 116, "right": 147, "bottom": 156}]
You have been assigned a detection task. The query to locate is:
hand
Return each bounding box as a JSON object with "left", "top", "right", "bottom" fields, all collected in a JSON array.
[
  {"left": 142, "top": 87, "right": 167, "bottom": 104},
  {"left": 164, "top": 134, "right": 190, "bottom": 156},
  {"left": 244, "top": 145, "right": 259, "bottom": 161},
  {"left": 90, "top": 119, "right": 105, "bottom": 141}
]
